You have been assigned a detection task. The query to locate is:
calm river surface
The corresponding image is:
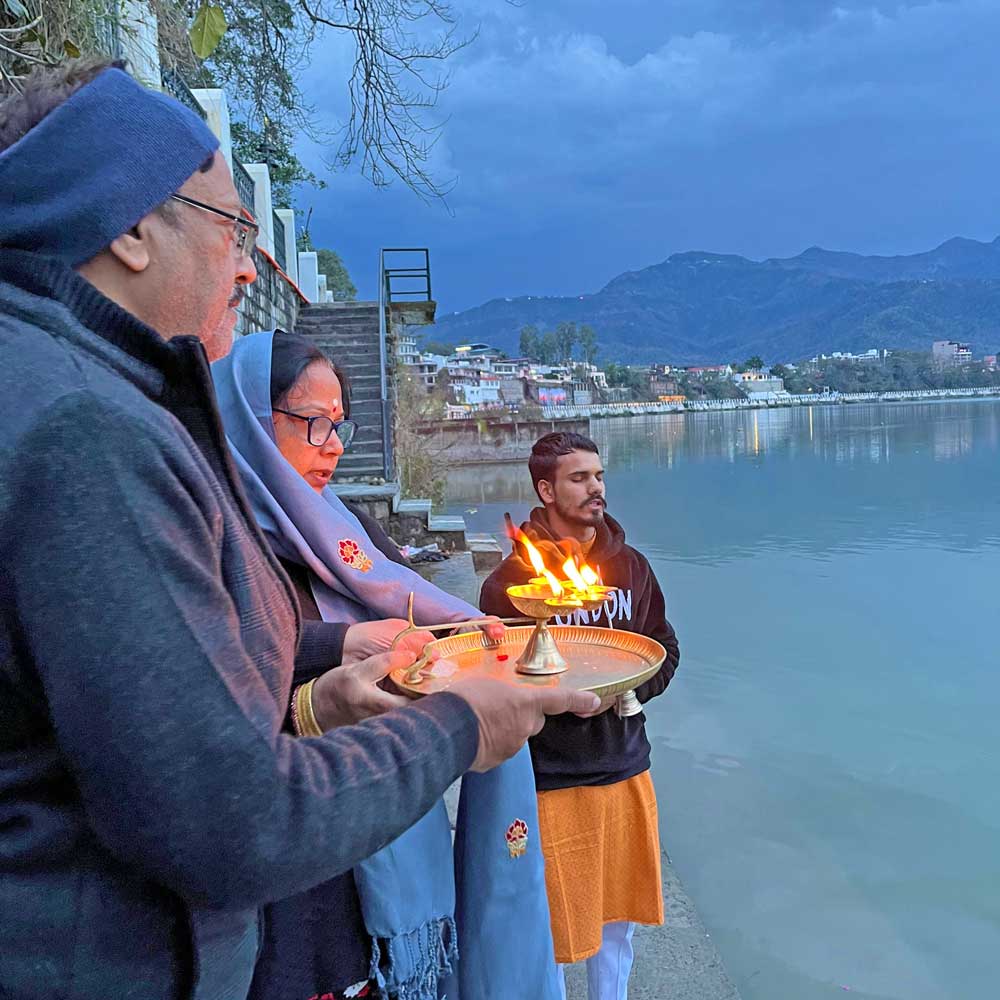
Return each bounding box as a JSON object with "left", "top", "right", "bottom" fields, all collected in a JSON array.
[{"left": 445, "top": 400, "right": 1000, "bottom": 1000}]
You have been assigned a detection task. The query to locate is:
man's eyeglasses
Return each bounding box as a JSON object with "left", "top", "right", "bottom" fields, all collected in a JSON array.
[
  {"left": 169, "top": 194, "right": 259, "bottom": 257},
  {"left": 273, "top": 409, "right": 358, "bottom": 449}
]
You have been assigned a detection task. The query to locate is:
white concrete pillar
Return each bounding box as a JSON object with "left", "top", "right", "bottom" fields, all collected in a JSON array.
[
  {"left": 121, "top": 0, "right": 160, "bottom": 89},
  {"left": 298, "top": 252, "right": 319, "bottom": 302},
  {"left": 244, "top": 163, "right": 274, "bottom": 254},
  {"left": 191, "top": 88, "right": 233, "bottom": 169},
  {"left": 317, "top": 274, "right": 328, "bottom": 301},
  {"left": 275, "top": 208, "right": 298, "bottom": 284}
]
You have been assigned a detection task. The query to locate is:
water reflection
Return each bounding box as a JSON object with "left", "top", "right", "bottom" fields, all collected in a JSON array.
[
  {"left": 446, "top": 399, "right": 1000, "bottom": 561},
  {"left": 445, "top": 398, "right": 1000, "bottom": 1000},
  {"left": 588, "top": 400, "right": 999, "bottom": 469}
]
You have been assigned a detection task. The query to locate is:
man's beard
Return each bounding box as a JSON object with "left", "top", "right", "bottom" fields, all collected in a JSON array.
[
  {"left": 555, "top": 494, "right": 606, "bottom": 528},
  {"left": 203, "top": 287, "right": 244, "bottom": 361}
]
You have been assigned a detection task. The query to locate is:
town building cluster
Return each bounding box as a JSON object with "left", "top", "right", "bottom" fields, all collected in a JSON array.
[
  {"left": 399, "top": 333, "right": 999, "bottom": 417},
  {"left": 397, "top": 336, "right": 609, "bottom": 415}
]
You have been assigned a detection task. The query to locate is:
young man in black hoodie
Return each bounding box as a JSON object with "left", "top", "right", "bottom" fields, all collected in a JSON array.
[{"left": 480, "top": 431, "right": 680, "bottom": 999}]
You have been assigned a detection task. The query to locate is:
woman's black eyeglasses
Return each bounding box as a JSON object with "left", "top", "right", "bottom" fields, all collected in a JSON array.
[
  {"left": 273, "top": 409, "right": 358, "bottom": 449},
  {"left": 169, "top": 194, "right": 259, "bottom": 257}
]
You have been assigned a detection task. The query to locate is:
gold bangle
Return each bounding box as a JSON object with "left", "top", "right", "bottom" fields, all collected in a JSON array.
[{"left": 295, "top": 679, "right": 324, "bottom": 737}]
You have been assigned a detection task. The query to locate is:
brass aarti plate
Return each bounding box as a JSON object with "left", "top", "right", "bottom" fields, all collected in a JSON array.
[{"left": 390, "top": 625, "right": 666, "bottom": 714}]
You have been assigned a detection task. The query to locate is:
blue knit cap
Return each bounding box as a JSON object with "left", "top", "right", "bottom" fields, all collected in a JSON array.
[{"left": 0, "top": 67, "right": 220, "bottom": 266}]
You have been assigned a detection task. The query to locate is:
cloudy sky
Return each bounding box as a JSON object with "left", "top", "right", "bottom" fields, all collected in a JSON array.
[{"left": 295, "top": 0, "right": 1000, "bottom": 313}]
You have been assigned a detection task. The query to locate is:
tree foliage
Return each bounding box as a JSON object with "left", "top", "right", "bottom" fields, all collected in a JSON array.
[
  {"left": 517, "top": 321, "right": 599, "bottom": 365},
  {"left": 518, "top": 324, "right": 539, "bottom": 359},
  {"left": 394, "top": 369, "right": 449, "bottom": 505},
  {"left": 553, "top": 321, "right": 577, "bottom": 363},
  {"left": 419, "top": 337, "right": 456, "bottom": 357},
  {"left": 782, "top": 352, "right": 1000, "bottom": 394},
  {"left": 578, "top": 323, "right": 598, "bottom": 364},
  {"left": 315, "top": 248, "right": 357, "bottom": 301},
  {"left": 537, "top": 331, "right": 558, "bottom": 364}
]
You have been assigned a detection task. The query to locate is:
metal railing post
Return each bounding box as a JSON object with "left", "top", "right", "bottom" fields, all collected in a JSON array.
[{"left": 378, "top": 249, "right": 394, "bottom": 480}]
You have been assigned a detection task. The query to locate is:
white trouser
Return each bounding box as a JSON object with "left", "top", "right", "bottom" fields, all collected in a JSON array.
[{"left": 556, "top": 921, "right": 636, "bottom": 1000}]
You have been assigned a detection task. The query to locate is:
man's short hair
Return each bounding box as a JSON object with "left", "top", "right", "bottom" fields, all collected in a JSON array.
[
  {"left": 0, "top": 58, "right": 214, "bottom": 226},
  {"left": 528, "top": 431, "right": 600, "bottom": 497}
]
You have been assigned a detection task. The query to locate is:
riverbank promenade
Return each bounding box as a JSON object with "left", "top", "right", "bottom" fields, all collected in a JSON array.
[{"left": 543, "top": 384, "right": 1000, "bottom": 419}]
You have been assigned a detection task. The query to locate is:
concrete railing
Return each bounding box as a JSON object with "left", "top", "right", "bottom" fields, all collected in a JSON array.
[{"left": 540, "top": 401, "right": 686, "bottom": 418}]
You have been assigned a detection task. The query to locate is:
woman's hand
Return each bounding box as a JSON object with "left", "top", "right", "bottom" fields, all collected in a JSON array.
[
  {"left": 305, "top": 620, "right": 435, "bottom": 730},
  {"left": 342, "top": 619, "right": 432, "bottom": 662},
  {"left": 450, "top": 616, "right": 505, "bottom": 645},
  {"left": 311, "top": 649, "right": 417, "bottom": 729},
  {"left": 477, "top": 616, "right": 506, "bottom": 644}
]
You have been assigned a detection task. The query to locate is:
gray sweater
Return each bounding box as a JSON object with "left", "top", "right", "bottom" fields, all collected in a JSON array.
[{"left": 0, "top": 252, "right": 478, "bottom": 1000}]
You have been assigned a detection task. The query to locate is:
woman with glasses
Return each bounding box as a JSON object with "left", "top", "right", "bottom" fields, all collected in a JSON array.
[{"left": 211, "top": 330, "right": 561, "bottom": 1000}]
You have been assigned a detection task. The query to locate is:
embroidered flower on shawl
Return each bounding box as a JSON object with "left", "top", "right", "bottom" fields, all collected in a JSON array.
[
  {"left": 505, "top": 818, "right": 529, "bottom": 858},
  {"left": 338, "top": 538, "right": 373, "bottom": 573}
]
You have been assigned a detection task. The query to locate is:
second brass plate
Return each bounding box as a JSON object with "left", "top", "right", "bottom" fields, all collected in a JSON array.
[{"left": 390, "top": 625, "right": 665, "bottom": 700}]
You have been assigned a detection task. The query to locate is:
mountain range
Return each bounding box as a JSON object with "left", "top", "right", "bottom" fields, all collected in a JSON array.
[{"left": 433, "top": 237, "right": 1000, "bottom": 364}]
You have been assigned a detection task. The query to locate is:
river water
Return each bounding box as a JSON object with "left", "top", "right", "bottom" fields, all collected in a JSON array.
[{"left": 445, "top": 400, "right": 1000, "bottom": 1000}]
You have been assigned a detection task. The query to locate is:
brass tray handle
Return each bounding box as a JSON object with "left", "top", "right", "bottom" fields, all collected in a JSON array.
[{"left": 389, "top": 592, "right": 532, "bottom": 685}]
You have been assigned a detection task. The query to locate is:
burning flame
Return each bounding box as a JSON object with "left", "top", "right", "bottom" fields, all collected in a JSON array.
[
  {"left": 507, "top": 517, "right": 563, "bottom": 596},
  {"left": 504, "top": 512, "right": 598, "bottom": 599},
  {"left": 511, "top": 526, "right": 548, "bottom": 578},
  {"left": 562, "top": 557, "right": 589, "bottom": 592}
]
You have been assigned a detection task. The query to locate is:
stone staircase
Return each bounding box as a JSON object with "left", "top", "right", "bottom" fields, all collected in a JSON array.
[
  {"left": 295, "top": 301, "right": 388, "bottom": 481},
  {"left": 332, "top": 483, "right": 503, "bottom": 570}
]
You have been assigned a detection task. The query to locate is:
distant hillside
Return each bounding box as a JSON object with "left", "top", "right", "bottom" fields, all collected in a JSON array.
[{"left": 433, "top": 237, "right": 1000, "bottom": 363}]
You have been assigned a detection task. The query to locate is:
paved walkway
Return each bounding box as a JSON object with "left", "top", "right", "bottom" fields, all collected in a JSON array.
[
  {"left": 563, "top": 852, "right": 741, "bottom": 999},
  {"left": 413, "top": 550, "right": 483, "bottom": 609}
]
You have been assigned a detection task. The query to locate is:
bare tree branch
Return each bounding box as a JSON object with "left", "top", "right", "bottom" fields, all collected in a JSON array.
[{"left": 2, "top": 0, "right": 476, "bottom": 201}]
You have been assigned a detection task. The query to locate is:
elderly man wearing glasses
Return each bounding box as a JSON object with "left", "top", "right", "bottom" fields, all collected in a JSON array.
[{"left": 0, "top": 59, "right": 596, "bottom": 1000}]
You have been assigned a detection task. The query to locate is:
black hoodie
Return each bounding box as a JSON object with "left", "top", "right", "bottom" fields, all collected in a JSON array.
[{"left": 479, "top": 507, "right": 680, "bottom": 791}]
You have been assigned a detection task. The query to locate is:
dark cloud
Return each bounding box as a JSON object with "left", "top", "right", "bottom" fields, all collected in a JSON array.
[{"left": 296, "top": 0, "right": 1000, "bottom": 314}]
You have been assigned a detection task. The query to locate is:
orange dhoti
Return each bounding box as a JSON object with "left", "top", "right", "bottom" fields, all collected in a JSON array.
[{"left": 536, "top": 770, "right": 664, "bottom": 964}]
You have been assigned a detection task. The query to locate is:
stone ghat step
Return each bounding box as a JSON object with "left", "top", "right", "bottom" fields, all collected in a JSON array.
[
  {"left": 337, "top": 377, "right": 385, "bottom": 392},
  {"left": 297, "top": 306, "right": 379, "bottom": 316},
  {"left": 308, "top": 346, "right": 383, "bottom": 362},
  {"left": 299, "top": 327, "right": 380, "bottom": 353},
  {"left": 299, "top": 311, "right": 381, "bottom": 321},
  {"left": 396, "top": 497, "right": 431, "bottom": 515},
  {"left": 320, "top": 359, "right": 383, "bottom": 372},
  {"left": 302, "top": 300, "right": 380, "bottom": 308},
  {"left": 343, "top": 445, "right": 384, "bottom": 460},
  {"left": 427, "top": 514, "right": 466, "bottom": 533},
  {"left": 347, "top": 403, "right": 384, "bottom": 417},
  {"left": 296, "top": 325, "right": 380, "bottom": 336},
  {"left": 297, "top": 312, "right": 379, "bottom": 321},
  {"left": 297, "top": 321, "right": 380, "bottom": 334},
  {"left": 298, "top": 327, "right": 382, "bottom": 340},
  {"left": 466, "top": 533, "right": 504, "bottom": 573},
  {"left": 335, "top": 464, "right": 387, "bottom": 479},
  {"left": 297, "top": 315, "right": 380, "bottom": 326}
]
